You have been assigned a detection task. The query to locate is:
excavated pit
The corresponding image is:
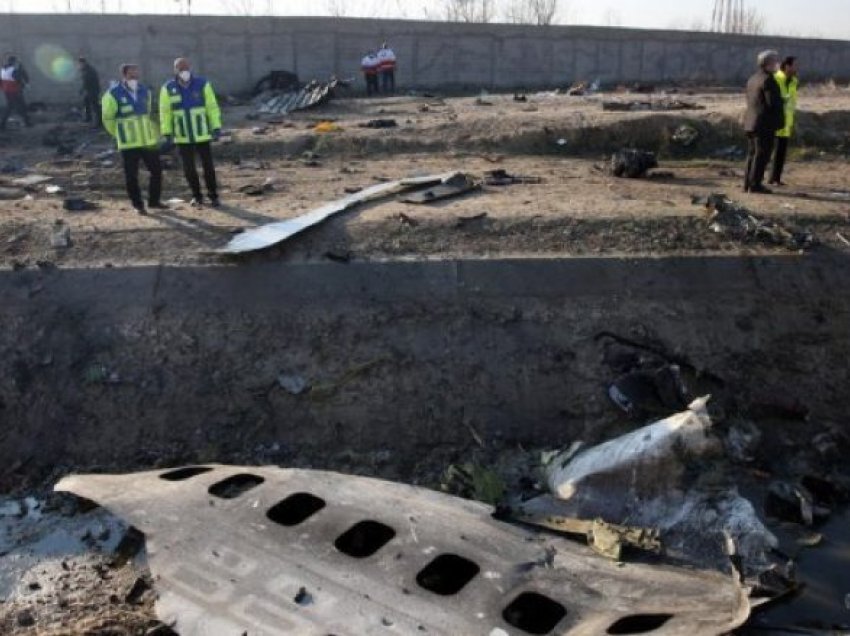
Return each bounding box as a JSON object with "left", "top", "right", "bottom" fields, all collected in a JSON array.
[{"left": 2, "top": 253, "right": 849, "bottom": 493}]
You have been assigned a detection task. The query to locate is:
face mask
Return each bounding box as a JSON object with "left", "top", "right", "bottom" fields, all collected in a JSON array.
[
  {"left": 126, "top": 79, "right": 138, "bottom": 91},
  {"left": 178, "top": 70, "right": 191, "bottom": 82}
]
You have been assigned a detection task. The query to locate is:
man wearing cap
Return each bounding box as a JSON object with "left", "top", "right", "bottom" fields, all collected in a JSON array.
[
  {"left": 769, "top": 56, "right": 800, "bottom": 187},
  {"left": 159, "top": 57, "right": 222, "bottom": 208},
  {"left": 101, "top": 63, "right": 164, "bottom": 215},
  {"left": 743, "top": 50, "right": 785, "bottom": 194}
]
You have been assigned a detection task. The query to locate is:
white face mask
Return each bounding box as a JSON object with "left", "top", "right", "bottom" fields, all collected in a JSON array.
[
  {"left": 126, "top": 79, "right": 138, "bottom": 91},
  {"left": 178, "top": 70, "right": 191, "bottom": 82}
]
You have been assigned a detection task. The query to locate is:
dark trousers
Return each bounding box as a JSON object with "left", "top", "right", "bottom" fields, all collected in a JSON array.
[
  {"left": 744, "top": 131, "right": 775, "bottom": 190},
  {"left": 770, "top": 137, "right": 789, "bottom": 184},
  {"left": 380, "top": 70, "right": 395, "bottom": 93},
  {"left": 365, "top": 74, "right": 379, "bottom": 96},
  {"left": 0, "top": 92, "right": 32, "bottom": 128},
  {"left": 121, "top": 148, "right": 162, "bottom": 207},
  {"left": 178, "top": 142, "right": 218, "bottom": 200},
  {"left": 83, "top": 92, "right": 100, "bottom": 125}
]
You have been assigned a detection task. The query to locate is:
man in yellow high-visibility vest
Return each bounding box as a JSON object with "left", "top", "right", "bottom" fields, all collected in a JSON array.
[
  {"left": 101, "top": 63, "right": 164, "bottom": 215},
  {"left": 159, "top": 57, "right": 222, "bottom": 208},
  {"left": 769, "top": 56, "right": 799, "bottom": 187}
]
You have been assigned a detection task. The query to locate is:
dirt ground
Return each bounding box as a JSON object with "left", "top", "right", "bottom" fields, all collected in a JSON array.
[
  {"left": 2, "top": 88, "right": 850, "bottom": 635},
  {"left": 2, "top": 88, "right": 850, "bottom": 268}
]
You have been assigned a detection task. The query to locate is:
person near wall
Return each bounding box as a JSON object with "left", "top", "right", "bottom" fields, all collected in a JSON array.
[
  {"left": 78, "top": 56, "right": 102, "bottom": 128},
  {"left": 159, "top": 57, "right": 222, "bottom": 208},
  {"left": 377, "top": 42, "right": 396, "bottom": 94},
  {"left": 101, "top": 63, "right": 164, "bottom": 215},
  {"left": 0, "top": 54, "right": 33, "bottom": 130},
  {"left": 769, "top": 56, "right": 799, "bottom": 186},
  {"left": 743, "top": 50, "right": 785, "bottom": 194},
  {"left": 361, "top": 50, "right": 380, "bottom": 96}
]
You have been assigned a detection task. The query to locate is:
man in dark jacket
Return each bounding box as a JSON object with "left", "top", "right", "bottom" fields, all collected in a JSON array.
[
  {"left": 743, "top": 50, "right": 784, "bottom": 194},
  {"left": 77, "top": 57, "right": 101, "bottom": 127}
]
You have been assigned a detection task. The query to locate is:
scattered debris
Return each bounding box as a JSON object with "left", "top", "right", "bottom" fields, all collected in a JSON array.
[
  {"left": 672, "top": 124, "right": 700, "bottom": 147},
  {"left": 513, "top": 93, "right": 528, "bottom": 102},
  {"left": 343, "top": 186, "right": 363, "bottom": 194},
  {"left": 255, "top": 77, "right": 344, "bottom": 116},
  {"left": 611, "top": 148, "right": 658, "bottom": 178},
  {"left": 11, "top": 174, "right": 53, "bottom": 188},
  {"left": 528, "top": 397, "right": 779, "bottom": 578},
  {"left": 699, "top": 194, "right": 814, "bottom": 250},
  {"left": 313, "top": 121, "right": 343, "bottom": 133},
  {"left": 358, "top": 119, "right": 398, "bottom": 129},
  {"left": 63, "top": 198, "right": 98, "bottom": 212},
  {"left": 454, "top": 212, "right": 488, "bottom": 229},
  {"left": 602, "top": 100, "right": 705, "bottom": 112},
  {"left": 402, "top": 173, "right": 480, "bottom": 204},
  {"left": 56, "top": 466, "right": 753, "bottom": 635},
  {"left": 765, "top": 481, "right": 830, "bottom": 526},
  {"left": 396, "top": 212, "right": 418, "bottom": 227},
  {"left": 238, "top": 178, "right": 275, "bottom": 196},
  {"left": 277, "top": 372, "right": 309, "bottom": 395},
  {"left": 837, "top": 231, "right": 850, "bottom": 247},
  {"left": 442, "top": 463, "right": 505, "bottom": 505},
  {"left": 250, "top": 126, "right": 268, "bottom": 136},
  {"left": 50, "top": 220, "right": 71, "bottom": 248},
  {"left": 44, "top": 184, "right": 64, "bottom": 195},
  {"left": 483, "top": 169, "right": 543, "bottom": 186}
]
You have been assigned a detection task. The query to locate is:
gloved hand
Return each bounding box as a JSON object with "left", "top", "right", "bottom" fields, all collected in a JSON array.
[
  {"left": 160, "top": 135, "right": 174, "bottom": 153},
  {"left": 212, "top": 129, "right": 221, "bottom": 142}
]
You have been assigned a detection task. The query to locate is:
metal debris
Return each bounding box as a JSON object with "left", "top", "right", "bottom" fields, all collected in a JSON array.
[
  {"left": 700, "top": 194, "right": 814, "bottom": 250},
  {"left": 216, "top": 172, "right": 457, "bottom": 254},
  {"left": 255, "top": 78, "right": 343, "bottom": 116},
  {"left": 536, "top": 398, "right": 779, "bottom": 577},
  {"left": 56, "top": 466, "right": 751, "bottom": 635},
  {"left": 402, "top": 173, "right": 480, "bottom": 204},
  {"left": 484, "top": 169, "right": 543, "bottom": 186}
]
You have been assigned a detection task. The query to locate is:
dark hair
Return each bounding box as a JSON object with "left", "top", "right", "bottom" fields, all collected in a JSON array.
[
  {"left": 120, "top": 63, "right": 137, "bottom": 77},
  {"left": 781, "top": 56, "right": 797, "bottom": 70}
]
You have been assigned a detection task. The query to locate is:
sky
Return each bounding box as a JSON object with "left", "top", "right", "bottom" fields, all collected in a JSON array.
[{"left": 8, "top": 0, "right": 849, "bottom": 40}]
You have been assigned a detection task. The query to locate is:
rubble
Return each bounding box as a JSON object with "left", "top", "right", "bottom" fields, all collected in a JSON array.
[
  {"left": 402, "top": 173, "right": 480, "bottom": 204},
  {"left": 698, "top": 194, "right": 814, "bottom": 250},
  {"left": 611, "top": 148, "right": 659, "bottom": 178},
  {"left": 528, "top": 398, "right": 780, "bottom": 578},
  {"left": 602, "top": 99, "right": 706, "bottom": 112}
]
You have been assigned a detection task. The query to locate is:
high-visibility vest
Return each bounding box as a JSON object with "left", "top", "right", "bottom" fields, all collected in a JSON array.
[
  {"left": 101, "top": 83, "right": 159, "bottom": 150},
  {"left": 774, "top": 70, "right": 799, "bottom": 138},
  {"left": 361, "top": 55, "right": 379, "bottom": 75},
  {"left": 377, "top": 48, "right": 396, "bottom": 72},
  {"left": 159, "top": 76, "right": 222, "bottom": 145}
]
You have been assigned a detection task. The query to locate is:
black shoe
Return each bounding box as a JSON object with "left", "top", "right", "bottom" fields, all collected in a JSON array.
[
  {"left": 768, "top": 180, "right": 786, "bottom": 186},
  {"left": 133, "top": 203, "right": 148, "bottom": 215},
  {"left": 209, "top": 197, "right": 221, "bottom": 208},
  {"left": 750, "top": 185, "right": 773, "bottom": 194},
  {"left": 148, "top": 201, "right": 167, "bottom": 210},
  {"left": 742, "top": 186, "right": 750, "bottom": 193},
  {"left": 190, "top": 197, "right": 204, "bottom": 208}
]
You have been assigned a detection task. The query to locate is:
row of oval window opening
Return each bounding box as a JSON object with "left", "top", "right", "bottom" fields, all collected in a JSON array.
[{"left": 159, "top": 466, "right": 674, "bottom": 636}]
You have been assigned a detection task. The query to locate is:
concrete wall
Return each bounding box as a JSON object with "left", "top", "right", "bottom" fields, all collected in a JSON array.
[{"left": 2, "top": 14, "right": 849, "bottom": 103}]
